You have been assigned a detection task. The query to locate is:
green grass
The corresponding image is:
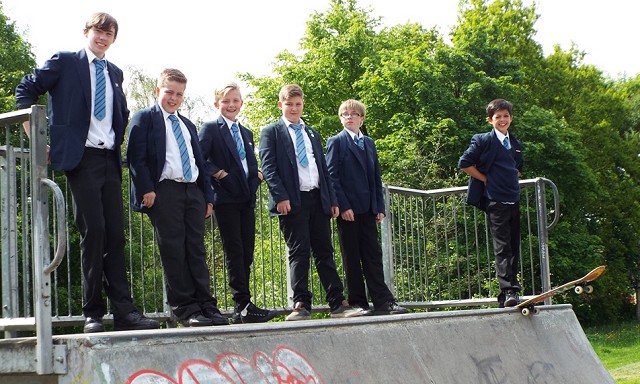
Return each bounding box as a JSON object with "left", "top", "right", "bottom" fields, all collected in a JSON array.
[{"left": 585, "top": 320, "right": 640, "bottom": 384}]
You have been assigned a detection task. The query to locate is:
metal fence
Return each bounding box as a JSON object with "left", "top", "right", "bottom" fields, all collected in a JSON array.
[{"left": 1, "top": 106, "right": 559, "bottom": 337}]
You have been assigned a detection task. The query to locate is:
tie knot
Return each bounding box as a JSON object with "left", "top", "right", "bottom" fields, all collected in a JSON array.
[
  {"left": 169, "top": 114, "right": 178, "bottom": 123},
  {"left": 503, "top": 136, "right": 510, "bottom": 149},
  {"left": 231, "top": 122, "right": 239, "bottom": 132},
  {"left": 290, "top": 123, "right": 303, "bottom": 132},
  {"left": 94, "top": 59, "right": 105, "bottom": 70}
]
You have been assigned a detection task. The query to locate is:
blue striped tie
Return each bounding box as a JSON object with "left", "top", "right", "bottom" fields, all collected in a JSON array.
[
  {"left": 169, "top": 115, "right": 192, "bottom": 181},
  {"left": 290, "top": 124, "right": 308, "bottom": 167},
  {"left": 355, "top": 136, "right": 364, "bottom": 150},
  {"left": 503, "top": 136, "right": 511, "bottom": 150},
  {"left": 231, "top": 123, "right": 246, "bottom": 160},
  {"left": 94, "top": 59, "right": 106, "bottom": 120}
]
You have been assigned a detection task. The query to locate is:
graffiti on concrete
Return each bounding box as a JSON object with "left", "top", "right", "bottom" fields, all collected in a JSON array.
[{"left": 126, "top": 345, "right": 325, "bottom": 384}]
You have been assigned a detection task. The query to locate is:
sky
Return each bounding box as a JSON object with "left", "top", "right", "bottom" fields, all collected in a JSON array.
[{"left": 3, "top": 0, "right": 640, "bottom": 108}]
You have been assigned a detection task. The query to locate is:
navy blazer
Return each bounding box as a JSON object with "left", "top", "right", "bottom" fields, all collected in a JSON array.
[
  {"left": 259, "top": 118, "right": 337, "bottom": 216},
  {"left": 126, "top": 104, "right": 214, "bottom": 213},
  {"left": 198, "top": 116, "right": 261, "bottom": 206},
  {"left": 15, "top": 49, "right": 129, "bottom": 172},
  {"left": 326, "top": 130, "right": 385, "bottom": 215},
  {"left": 458, "top": 129, "right": 523, "bottom": 210}
]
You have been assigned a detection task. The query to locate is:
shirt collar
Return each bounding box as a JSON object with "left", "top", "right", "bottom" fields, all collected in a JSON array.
[
  {"left": 220, "top": 115, "right": 237, "bottom": 130},
  {"left": 494, "top": 128, "right": 509, "bottom": 142},
  {"left": 85, "top": 47, "right": 106, "bottom": 65}
]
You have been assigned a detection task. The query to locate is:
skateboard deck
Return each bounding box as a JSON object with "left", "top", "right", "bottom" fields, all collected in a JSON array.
[{"left": 516, "top": 265, "right": 606, "bottom": 316}]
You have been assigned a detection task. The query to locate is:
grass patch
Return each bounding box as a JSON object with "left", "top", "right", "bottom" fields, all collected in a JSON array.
[{"left": 585, "top": 320, "right": 640, "bottom": 384}]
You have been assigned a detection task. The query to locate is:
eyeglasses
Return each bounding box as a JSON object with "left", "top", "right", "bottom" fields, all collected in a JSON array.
[{"left": 340, "top": 112, "right": 362, "bottom": 118}]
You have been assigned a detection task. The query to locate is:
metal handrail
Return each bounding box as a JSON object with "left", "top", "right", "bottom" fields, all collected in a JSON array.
[{"left": 41, "top": 178, "right": 66, "bottom": 274}]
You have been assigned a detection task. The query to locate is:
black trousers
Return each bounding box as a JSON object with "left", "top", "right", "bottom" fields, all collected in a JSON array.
[
  {"left": 147, "top": 180, "right": 217, "bottom": 319},
  {"left": 65, "top": 148, "right": 136, "bottom": 319},
  {"left": 214, "top": 202, "right": 256, "bottom": 310},
  {"left": 336, "top": 213, "right": 395, "bottom": 309},
  {"left": 278, "top": 189, "right": 345, "bottom": 310},
  {"left": 487, "top": 201, "right": 522, "bottom": 292}
]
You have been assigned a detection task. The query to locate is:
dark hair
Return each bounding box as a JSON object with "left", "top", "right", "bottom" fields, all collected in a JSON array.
[
  {"left": 486, "top": 99, "right": 513, "bottom": 118},
  {"left": 85, "top": 12, "right": 119, "bottom": 38}
]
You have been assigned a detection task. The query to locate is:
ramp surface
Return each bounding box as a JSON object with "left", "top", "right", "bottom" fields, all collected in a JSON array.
[{"left": 0, "top": 305, "right": 614, "bottom": 383}]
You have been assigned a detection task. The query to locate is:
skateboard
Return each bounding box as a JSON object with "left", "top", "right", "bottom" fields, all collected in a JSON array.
[{"left": 516, "top": 265, "right": 606, "bottom": 316}]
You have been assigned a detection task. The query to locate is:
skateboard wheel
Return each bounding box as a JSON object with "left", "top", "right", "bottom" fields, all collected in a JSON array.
[
  {"left": 521, "top": 308, "right": 531, "bottom": 316},
  {"left": 533, "top": 308, "right": 540, "bottom": 315},
  {"left": 585, "top": 285, "right": 594, "bottom": 294},
  {"left": 575, "top": 286, "right": 584, "bottom": 294}
]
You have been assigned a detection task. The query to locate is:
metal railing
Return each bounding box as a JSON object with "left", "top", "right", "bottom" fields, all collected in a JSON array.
[{"left": 0, "top": 106, "right": 559, "bottom": 372}]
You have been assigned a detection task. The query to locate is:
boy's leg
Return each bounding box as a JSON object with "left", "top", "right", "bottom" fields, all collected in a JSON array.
[
  {"left": 148, "top": 181, "right": 200, "bottom": 319},
  {"left": 66, "top": 149, "right": 136, "bottom": 319},
  {"left": 336, "top": 216, "right": 368, "bottom": 307},
  {"left": 279, "top": 204, "right": 314, "bottom": 309},
  {"left": 215, "top": 203, "right": 253, "bottom": 308},
  {"left": 306, "top": 191, "right": 345, "bottom": 310},
  {"left": 488, "top": 201, "right": 521, "bottom": 306},
  {"left": 356, "top": 213, "right": 395, "bottom": 309}
]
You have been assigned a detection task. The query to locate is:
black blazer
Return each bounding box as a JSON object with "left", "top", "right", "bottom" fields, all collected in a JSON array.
[
  {"left": 198, "top": 116, "right": 261, "bottom": 206},
  {"left": 458, "top": 129, "right": 523, "bottom": 210},
  {"left": 259, "top": 118, "right": 337, "bottom": 216},
  {"left": 326, "top": 130, "right": 385, "bottom": 215},
  {"left": 126, "top": 104, "right": 214, "bottom": 213},
  {"left": 16, "top": 49, "right": 129, "bottom": 173}
]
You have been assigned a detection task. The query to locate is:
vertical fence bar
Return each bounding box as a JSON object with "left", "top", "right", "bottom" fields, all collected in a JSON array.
[{"left": 30, "top": 105, "right": 54, "bottom": 374}]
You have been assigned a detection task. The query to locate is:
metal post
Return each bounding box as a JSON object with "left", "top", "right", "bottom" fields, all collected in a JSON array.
[
  {"left": 534, "top": 178, "right": 552, "bottom": 304},
  {"left": 30, "top": 105, "right": 54, "bottom": 375},
  {"left": 381, "top": 184, "right": 394, "bottom": 292}
]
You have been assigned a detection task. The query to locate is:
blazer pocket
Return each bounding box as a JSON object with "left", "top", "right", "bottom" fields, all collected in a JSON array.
[{"left": 215, "top": 173, "right": 243, "bottom": 197}]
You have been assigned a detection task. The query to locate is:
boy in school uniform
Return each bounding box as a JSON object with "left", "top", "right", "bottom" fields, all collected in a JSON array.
[
  {"left": 259, "top": 84, "right": 364, "bottom": 321},
  {"left": 198, "top": 82, "right": 277, "bottom": 324},
  {"left": 127, "top": 68, "right": 228, "bottom": 327},
  {"left": 15, "top": 12, "right": 158, "bottom": 333},
  {"left": 326, "top": 99, "right": 409, "bottom": 316},
  {"left": 458, "top": 98, "right": 523, "bottom": 307}
]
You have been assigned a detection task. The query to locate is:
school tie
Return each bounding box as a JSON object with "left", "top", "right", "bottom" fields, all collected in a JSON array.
[
  {"left": 169, "top": 115, "right": 192, "bottom": 181},
  {"left": 231, "top": 123, "right": 246, "bottom": 160},
  {"left": 503, "top": 136, "right": 511, "bottom": 150},
  {"left": 93, "top": 59, "right": 106, "bottom": 120},
  {"left": 354, "top": 136, "right": 364, "bottom": 150},
  {"left": 290, "top": 123, "right": 309, "bottom": 167}
]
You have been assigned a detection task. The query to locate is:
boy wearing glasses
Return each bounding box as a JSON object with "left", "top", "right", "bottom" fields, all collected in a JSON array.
[
  {"left": 326, "top": 99, "right": 408, "bottom": 316},
  {"left": 259, "top": 84, "right": 364, "bottom": 321}
]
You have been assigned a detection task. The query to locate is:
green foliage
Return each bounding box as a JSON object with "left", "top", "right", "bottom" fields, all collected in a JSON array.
[
  {"left": 238, "top": 0, "right": 640, "bottom": 323},
  {"left": 0, "top": 7, "right": 37, "bottom": 114}
]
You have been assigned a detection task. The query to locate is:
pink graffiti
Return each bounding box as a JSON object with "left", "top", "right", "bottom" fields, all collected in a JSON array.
[{"left": 126, "top": 345, "right": 325, "bottom": 384}]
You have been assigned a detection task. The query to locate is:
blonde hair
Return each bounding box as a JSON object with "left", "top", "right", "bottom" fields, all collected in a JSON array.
[
  {"left": 157, "top": 68, "right": 187, "bottom": 88},
  {"left": 338, "top": 99, "right": 366, "bottom": 117},
  {"left": 214, "top": 81, "right": 242, "bottom": 102},
  {"left": 279, "top": 84, "right": 304, "bottom": 101}
]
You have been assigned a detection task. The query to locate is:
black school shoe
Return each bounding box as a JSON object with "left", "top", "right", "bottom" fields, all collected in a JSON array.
[
  {"left": 113, "top": 310, "right": 160, "bottom": 331},
  {"left": 231, "top": 302, "right": 277, "bottom": 324},
  {"left": 504, "top": 290, "right": 519, "bottom": 307},
  {"left": 201, "top": 307, "right": 230, "bottom": 326},
  {"left": 84, "top": 317, "right": 105, "bottom": 333},
  {"left": 374, "top": 301, "right": 409, "bottom": 315}
]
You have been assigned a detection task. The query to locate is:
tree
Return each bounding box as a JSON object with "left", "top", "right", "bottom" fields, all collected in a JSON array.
[{"left": 0, "top": 6, "right": 37, "bottom": 114}]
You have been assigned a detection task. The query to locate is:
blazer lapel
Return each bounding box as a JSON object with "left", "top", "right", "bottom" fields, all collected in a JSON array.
[
  {"left": 151, "top": 105, "right": 167, "bottom": 169},
  {"left": 219, "top": 117, "right": 243, "bottom": 167},
  {"left": 344, "top": 131, "right": 366, "bottom": 171},
  {"left": 76, "top": 49, "right": 92, "bottom": 113},
  {"left": 279, "top": 120, "right": 297, "bottom": 166}
]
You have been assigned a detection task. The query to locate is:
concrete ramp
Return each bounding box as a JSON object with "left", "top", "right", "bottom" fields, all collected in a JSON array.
[{"left": 0, "top": 304, "right": 614, "bottom": 383}]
